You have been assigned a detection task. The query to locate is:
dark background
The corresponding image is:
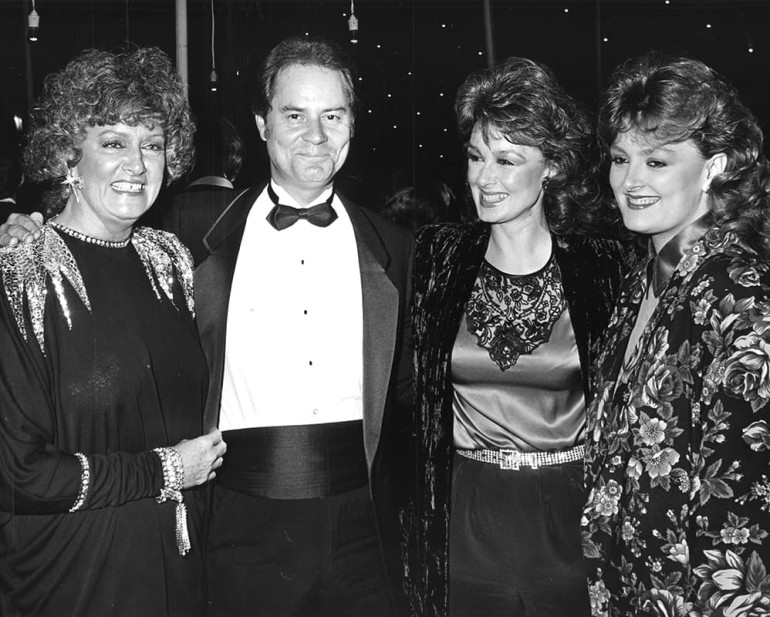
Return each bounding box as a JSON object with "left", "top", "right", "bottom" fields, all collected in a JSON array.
[{"left": 1, "top": 0, "right": 769, "bottom": 217}]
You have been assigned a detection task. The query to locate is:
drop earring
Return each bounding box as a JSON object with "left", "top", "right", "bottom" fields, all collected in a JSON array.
[{"left": 62, "top": 168, "right": 83, "bottom": 203}]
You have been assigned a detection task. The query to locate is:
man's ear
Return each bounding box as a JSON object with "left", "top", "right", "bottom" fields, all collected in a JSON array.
[
  {"left": 703, "top": 152, "right": 727, "bottom": 192},
  {"left": 255, "top": 115, "right": 268, "bottom": 142}
]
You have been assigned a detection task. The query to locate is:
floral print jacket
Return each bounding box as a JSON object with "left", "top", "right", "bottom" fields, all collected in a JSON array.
[{"left": 583, "top": 225, "right": 770, "bottom": 617}]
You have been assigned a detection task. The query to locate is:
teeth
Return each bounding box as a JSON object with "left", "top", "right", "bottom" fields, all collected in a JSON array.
[
  {"left": 481, "top": 193, "right": 507, "bottom": 204},
  {"left": 112, "top": 182, "right": 144, "bottom": 192},
  {"left": 627, "top": 196, "right": 658, "bottom": 207}
]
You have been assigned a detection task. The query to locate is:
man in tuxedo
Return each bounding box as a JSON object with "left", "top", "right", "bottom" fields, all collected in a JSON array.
[
  {"left": 0, "top": 35, "right": 413, "bottom": 617},
  {"left": 173, "top": 35, "right": 413, "bottom": 617},
  {"left": 162, "top": 115, "right": 244, "bottom": 264}
]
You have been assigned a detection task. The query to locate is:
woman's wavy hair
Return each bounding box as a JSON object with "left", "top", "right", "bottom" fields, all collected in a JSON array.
[
  {"left": 597, "top": 51, "right": 770, "bottom": 256},
  {"left": 23, "top": 46, "right": 195, "bottom": 216},
  {"left": 455, "top": 57, "right": 615, "bottom": 234}
]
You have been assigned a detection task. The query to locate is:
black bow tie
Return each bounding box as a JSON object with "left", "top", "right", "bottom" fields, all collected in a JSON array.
[{"left": 266, "top": 184, "right": 338, "bottom": 231}]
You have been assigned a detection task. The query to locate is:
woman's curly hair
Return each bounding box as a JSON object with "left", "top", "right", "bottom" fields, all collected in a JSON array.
[
  {"left": 598, "top": 51, "right": 770, "bottom": 257},
  {"left": 455, "top": 57, "right": 617, "bottom": 235},
  {"left": 23, "top": 46, "right": 195, "bottom": 215}
]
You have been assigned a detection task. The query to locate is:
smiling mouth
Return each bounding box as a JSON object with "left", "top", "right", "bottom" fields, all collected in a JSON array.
[
  {"left": 479, "top": 192, "right": 508, "bottom": 206},
  {"left": 625, "top": 196, "right": 659, "bottom": 210},
  {"left": 111, "top": 181, "right": 145, "bottom": 193}
]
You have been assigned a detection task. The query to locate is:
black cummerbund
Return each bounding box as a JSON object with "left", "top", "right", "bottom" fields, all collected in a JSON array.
[{"left": 218, "top": 420, "right": 368, "bottom": 499}]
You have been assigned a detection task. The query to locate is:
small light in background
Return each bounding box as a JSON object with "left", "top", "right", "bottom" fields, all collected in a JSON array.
[
  {"left": 209, "top": 69, "right": 218, "bottom": 92},
  {"left": 348, "top": 1, "right": 358, "bottom": 44},
  {"left": 13, "top": 115, "right": 23, "bottom": 132},
  {"left": 28, "top": 8, "right": 40, "bottom": 42}
]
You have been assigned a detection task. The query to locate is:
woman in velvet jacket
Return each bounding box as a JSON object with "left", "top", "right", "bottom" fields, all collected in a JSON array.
[{"left": 400, "top": 57, "right": 642, "bottom": 617}]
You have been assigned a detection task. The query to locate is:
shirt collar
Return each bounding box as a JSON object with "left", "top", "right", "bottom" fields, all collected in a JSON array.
[{"left": 648, "top": 213, "right": 712, "bottom": 297}]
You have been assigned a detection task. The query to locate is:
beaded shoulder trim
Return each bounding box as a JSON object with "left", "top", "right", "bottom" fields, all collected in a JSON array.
[
  {"left": 131, "top": 226, "right": 195, "bottom": 319},
  {"left": 0, "top": 225, "right": 195, "bottom": 354}
]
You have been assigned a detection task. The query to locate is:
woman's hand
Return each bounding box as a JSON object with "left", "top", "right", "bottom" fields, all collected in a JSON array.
[
  {"left": 0, "top": 212, "right": 44, "bottom": 247},
  {"left": 173, "top": 428, "right": 227, "bottom": 488}
]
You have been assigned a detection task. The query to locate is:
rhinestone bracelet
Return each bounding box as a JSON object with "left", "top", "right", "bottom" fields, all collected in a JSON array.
[
  {"left": 153, "top": 447, "right": 191, "bottom": 556},
  {"left": 69, "top": 452, "right": 90, "bottom": 512}
]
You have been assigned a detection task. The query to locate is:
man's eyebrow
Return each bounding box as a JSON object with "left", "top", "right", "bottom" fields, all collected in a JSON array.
[{"left": 277, "top": 105, "right": 349, "bottom": 114}]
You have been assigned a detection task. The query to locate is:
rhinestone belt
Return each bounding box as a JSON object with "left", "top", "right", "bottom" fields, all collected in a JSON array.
[{"left": 457, "top": 444, "right": 585, "bottom": 470}]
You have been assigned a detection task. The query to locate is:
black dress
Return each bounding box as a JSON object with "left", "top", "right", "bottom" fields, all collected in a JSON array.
[{"left": 0, "top": 225, "right": 208, "bottom": 617}]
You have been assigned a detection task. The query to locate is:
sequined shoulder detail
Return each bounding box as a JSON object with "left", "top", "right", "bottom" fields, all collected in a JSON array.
[
  {"left": 0, "top": 225, "right": 91, "bottom": 352},
  {"left": 0, "top": 226, "right": 195, "bottom": 354},
  {"left": 131, "top": 227, "right": 195, "bottom": 318},
  {"left": 465, "top": 255, "right": 565, "bottom": 371}
]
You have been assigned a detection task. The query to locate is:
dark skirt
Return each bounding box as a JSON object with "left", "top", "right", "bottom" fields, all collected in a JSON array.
[{"left": 448, "top": 453, "right": 590, "bottom": 617}]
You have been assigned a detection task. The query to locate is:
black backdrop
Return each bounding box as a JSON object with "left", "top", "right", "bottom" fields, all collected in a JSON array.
[{"left": 1, "top": 0, "right": 769, "bottom": 217}]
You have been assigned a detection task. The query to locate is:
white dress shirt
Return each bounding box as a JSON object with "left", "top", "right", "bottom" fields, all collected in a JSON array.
[{"left": 219, "top": 182, "right": 364, "bottom": 430}]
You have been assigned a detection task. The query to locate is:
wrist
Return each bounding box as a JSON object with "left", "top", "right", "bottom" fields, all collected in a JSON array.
[{"left": 153, "top": 446, "right": 191, "bottom": 555}]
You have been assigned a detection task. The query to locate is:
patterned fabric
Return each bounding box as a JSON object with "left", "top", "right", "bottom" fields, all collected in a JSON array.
[
  {"left": 400, "top": 222, "right": 642, "bottom": 617},
  {"left": 0, "top": 225, "right": 195, "bottom": 353},
  {"left": 466, "top": 256, "right": 565, "bottom": 370},
  {"left": 583, "top": 226, "right": 770, "bottom": 617}
]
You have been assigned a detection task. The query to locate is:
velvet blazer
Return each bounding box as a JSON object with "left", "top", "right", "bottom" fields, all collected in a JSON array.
[
  {"left": 165, "top": 184, "right": 415, "bottom": 611},
  {"left": 399, "top": 222, "right": 641, "bottom": 617}
]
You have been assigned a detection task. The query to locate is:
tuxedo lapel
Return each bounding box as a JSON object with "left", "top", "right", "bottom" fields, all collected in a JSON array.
[
  {"left": 195, "top": 185, "right": 262, "bottom": 430},
  {"left": 341, "top": 196, "right": 398, "bottom": 469}
]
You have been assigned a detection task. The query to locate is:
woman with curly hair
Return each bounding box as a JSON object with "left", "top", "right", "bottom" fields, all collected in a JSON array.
[
  {"left": 0, "top": 47, "right": 226, "bottom": 617},
  {"left": 582, "top": 52, "right": 770, "bottom": 616},
  {"left": 400, "top": 57, "right": 641, "bottom": 617}
]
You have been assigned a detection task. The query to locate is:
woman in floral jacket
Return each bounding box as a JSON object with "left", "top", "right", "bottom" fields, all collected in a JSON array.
[{"left": 582, "top": 52, "right": 770, "bottom": 616}]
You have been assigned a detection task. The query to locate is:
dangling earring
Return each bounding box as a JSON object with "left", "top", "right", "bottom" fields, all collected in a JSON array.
[
  {"left": 541, "top": 176, "right": 551, "bottom": 191},
  {"left": 62, "top": 168, "right": 83, "bottom": 203}
]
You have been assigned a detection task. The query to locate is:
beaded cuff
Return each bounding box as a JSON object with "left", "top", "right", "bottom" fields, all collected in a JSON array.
[
  {"left": 153, "top": 447, "right": 191, "bottom": 556},
  {"left": 69, "top": 452, "right": 90, "bottom": 512}
]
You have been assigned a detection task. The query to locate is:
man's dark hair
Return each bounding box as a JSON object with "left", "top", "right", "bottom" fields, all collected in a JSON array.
[{"left": 251, "top": 35, "right": 358, "bottom": 123}]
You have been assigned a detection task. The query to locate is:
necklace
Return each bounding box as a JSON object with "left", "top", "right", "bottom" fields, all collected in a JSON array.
[
  {"left": 48, "top": 219, "right": 132, "bottom": 249},
  {"left": 465, "top": 254, "right": 565, "bottom": 371}
]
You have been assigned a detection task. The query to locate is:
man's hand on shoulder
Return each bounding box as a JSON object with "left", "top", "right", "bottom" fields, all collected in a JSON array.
[{"left": 0, "top": 212, "right": 44, "bottom": 247}]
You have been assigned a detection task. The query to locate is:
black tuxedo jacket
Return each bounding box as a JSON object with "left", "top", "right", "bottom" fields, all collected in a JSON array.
[
  {"left": 163, "top": 183, "right": 237, "bottom": 266},
  {"left": 166, "top": 184, "right": 414, "bottom": 612}
]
